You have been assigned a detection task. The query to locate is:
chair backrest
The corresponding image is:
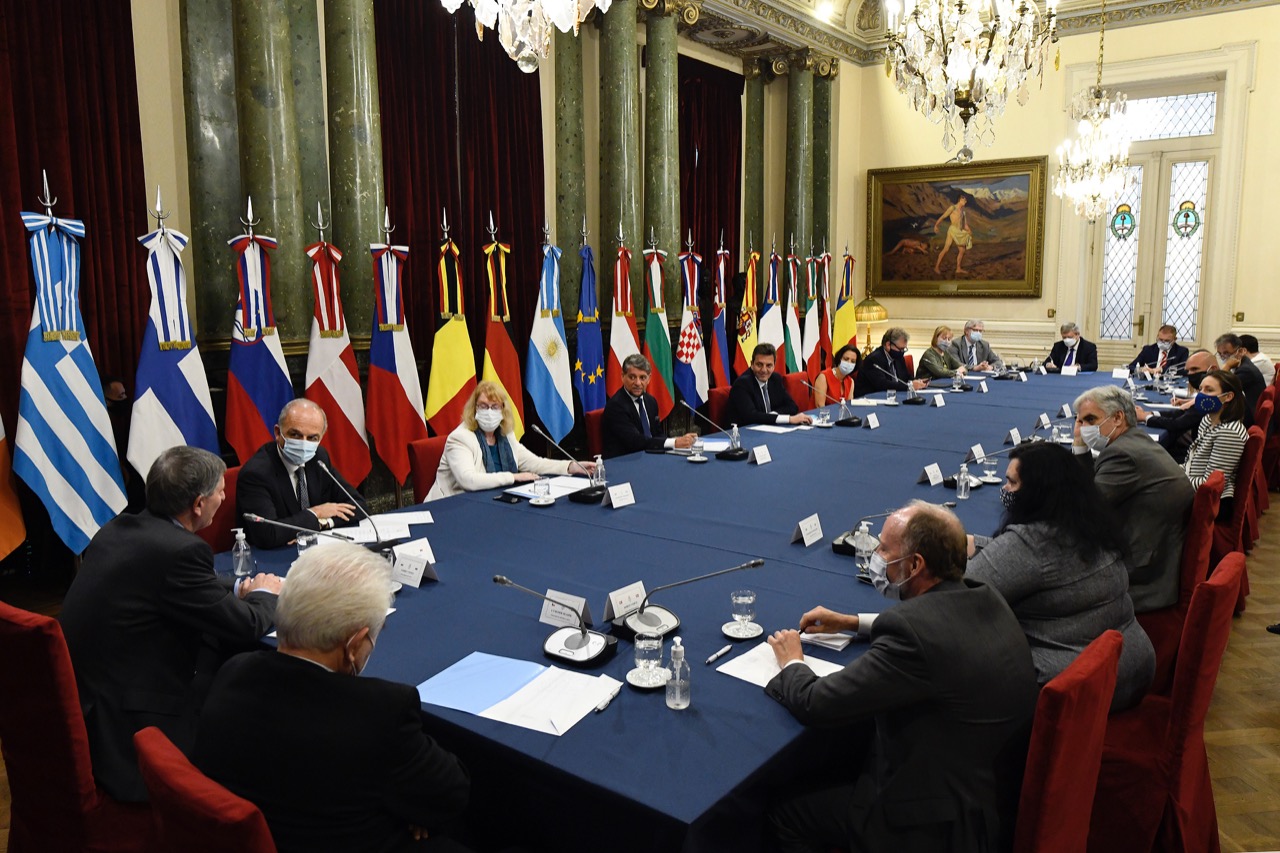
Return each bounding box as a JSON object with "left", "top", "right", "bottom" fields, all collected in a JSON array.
[
  {"left": 585, "top": 409, "right": 605, "bottom": 457},
  {"left": 1255, "top": 398, "right": 1274, "bottom": 438},
  {"left": 0, "top": 602, "right": 100, "bottom": 849},
  {"left": 134, "top": 727, "right": 277, "bottom": 853},
  {"left": 1182, "top": 471, "right": 1224, "bottom": 588},
  {"left": 196, "top": 465, "right": 241, "bottom": 553},
  {"left": 707, "top": 387, "right": 730, "bottom": 433},
  {"left": 1215, "top": 427, "right": 1263, "bottom": 544},
  {"left": 1013, "top": 630, "right": 1123, "bottom": 853},
  {"left": 904, "top": 352, "right": 915, "bottom": 377},
  {"left": 408, "top": 436, "right": 449, "bottom": 503},
  {"left": 783, "top": 371, "right": 809, "bottom": 410}
]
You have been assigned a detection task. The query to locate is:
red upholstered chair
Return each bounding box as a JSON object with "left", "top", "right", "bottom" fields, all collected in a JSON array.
[
  {"left": 904, "top": 352, "right": 915, "bottom": 377},
  {"left": 0, "top": 602, "right": 152, "bottom": 853},
  {"left": 195, "top": 465, "right": 241, "bottom": 553},
  {"left": 1013, "top": 630, "right": 1122, "bottom": 853},
  {"left": 1248, "top": 398, "right": 1273, "bottom": 522},
  {"left": 134, "top": 727, "right": 277, "bottom": 853},
  {"left": 1211, "top": 426, "right": 1262, "bottom": 613},
  {"left": 1087, "top": 552, "right": 1245, "bottom": 853},
  {"left": 1136, "top": 471, "right": 1223, "bottom": 697},
  {"left": 707, "top": 386, "right": 730, "bottom": 433},
  {"left": 408, "top": 436, "right": 449, "bottom": 503},
  {"left": 784, "top": 371, "right": 810, "bottom": 410},
  {"left": 585, "top": 409, "right": 605, "bottom": 457}
]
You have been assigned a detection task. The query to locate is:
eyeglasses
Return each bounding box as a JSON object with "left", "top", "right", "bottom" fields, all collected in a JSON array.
[{"left": 476, "top": 403, "right": 504, "bottom": 412}]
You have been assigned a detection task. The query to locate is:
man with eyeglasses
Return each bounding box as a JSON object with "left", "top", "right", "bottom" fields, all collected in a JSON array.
[
  {"left": 1214, "top": 333, "right": 1264, "bottom": 425},
  {"left": 855, "top": 327, "right": 930, "bottom": 397}
]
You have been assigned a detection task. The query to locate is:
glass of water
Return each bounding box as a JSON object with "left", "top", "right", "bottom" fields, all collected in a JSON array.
[
  {"left": 633, "top": 632, "right": 665, "bottom": 687},
  {"left": 726, "top": 589, "right": 757, "bottom": 638},
  {"left": 533, "top": 478, "right": 550, "bottom": 500},
  {"left": 296, "top": 532, "right": 318, "bottom": 557},
  {"left": 886, "top": 388, "right": 897, "bottom": 404},
  {"left": 982, "top": 456, "right": 999, "bottom": 481}
]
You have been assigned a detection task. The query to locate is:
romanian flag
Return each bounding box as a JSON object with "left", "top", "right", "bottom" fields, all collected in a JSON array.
[
  {"left": 734, "top": 249, "right": 759, "bottom": 376},
  {"left": 573, "top": 245, "right": 606, "bottom": 412},
  {"left": 782, "top": 249, "right": 803, "bottom": 374},
  {"left": 605, "top": 243, "right": 640, "bottom": 396},
  {"left": 480, "top": 236, "right": 525, "bottom": 438},
  {"left": 0, "top": 418, "right": 26, "bottom": 560},
  {"left": 641, "top": 246, "right": 674, "bottom": 419},
  {"left": 425, "top": 235, "right": 476, "bottom": 436},
  {"left": 367, "top": 240, "right": 427, "bottom": 485},
  {"left": 708, "top": 245, "right": 732, "bottom": 388},
  {"left": 832, "top": 251, "right": 859, "bottom": 350}
]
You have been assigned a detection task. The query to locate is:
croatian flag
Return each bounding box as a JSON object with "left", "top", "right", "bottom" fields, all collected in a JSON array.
[
  {"left": 605, "top": 243, "right": 640, "bottom": 396},
  {"left": 708, "top": 245, "right": 732, "bottom": 388},
  {"left": 674, "top": 247, "right": 709, "bottom": 408},
  {"left": 573, "top": 245, "right": 606, "bottom": 412},
  {"left": 525, "top": 244, "right": 574, "bottom": 442},
  {"left": 367, "top": 241, "right": 427, "bottom": 485}
]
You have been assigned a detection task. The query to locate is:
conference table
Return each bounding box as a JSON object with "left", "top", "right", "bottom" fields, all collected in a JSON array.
[{"left": 228, "top": 369, "right": 1157, "bottom": 852}]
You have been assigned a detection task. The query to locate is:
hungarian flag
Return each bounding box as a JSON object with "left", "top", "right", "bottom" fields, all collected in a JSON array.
[
  {"left": 573, "top": 244, "right": 606, "bottom": 412},
  {"left": 605, "top": 242, "right": 640, "bottom": 396},
  {"left": 525, "top": 243, "right": 575, "bottom": 442},
  {"left": 734, "top": 249, "right": 759, "bottom": 376},
  {"left": 708, "top": 244, "right": 731, "bottom": 388},
  {"left": 0, "top": 403, "right": 26, "bottom": 560},
  {"left": 303, "top": 240, "right": 371, "bottom": 486},
  {"left": 480, "top": 235, "right": 525, "bottom": 438},
  {"left": 802, "top": 250, "right": 833, "bottom": 386},
  {"left": 782, "top": 249, "right": 803, "bottom": 374},
  {"left": 640, "top": 246, "right": 674, "bottom": 419},
  {"left": 367, "top": 238, "right": 427, "bottom": 485},
  {"left": 674, "top": 247, "right": 709, "bottom": 408},
  {"left": 757, "top": 248, "right": 785, "bottom": 364},
  {"left": 832, "top": 251, "right": 860, "bottom": 350},
  {"left": 425, "top": 233, "right": 476, "bottom": 436}
]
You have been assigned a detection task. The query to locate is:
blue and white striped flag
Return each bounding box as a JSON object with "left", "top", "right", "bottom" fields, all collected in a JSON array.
[
  {"left": 128, "top": 226, "right": 219, "bottom": 478},
  {"left": 14, "top": 213, "right": 127, "bottom": 553},
  {"left": 525, "top": 244, "right": 575, "bottom": 442}
]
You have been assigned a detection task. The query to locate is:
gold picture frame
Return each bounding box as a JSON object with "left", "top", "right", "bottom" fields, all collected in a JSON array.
[{"left": 866, "top": 156, "right": 1047, "bottom": 298}]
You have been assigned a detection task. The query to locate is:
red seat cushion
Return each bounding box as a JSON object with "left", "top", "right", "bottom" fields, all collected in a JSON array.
[{"left": 408, "top": 436, "right": 449, "bottom": 503}]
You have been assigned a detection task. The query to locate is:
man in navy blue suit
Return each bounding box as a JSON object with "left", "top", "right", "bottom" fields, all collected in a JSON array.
[
  {"left": 1128, "top": 324, "right": 1189, "bottom": 376},
  {"left": 1044, "top": 322, "right": 1098, "bottom": 372}
]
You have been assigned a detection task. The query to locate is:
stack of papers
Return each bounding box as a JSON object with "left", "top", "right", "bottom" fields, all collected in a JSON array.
[
  {"left": 716, "top": 642, "right": 845, "bottom": 688},
  {"left": 747, "top": 424, "right": 799, "bottom": 434},
  {"left": 505, "top": 476, "right": 594, "bottom": 500},
  {"left": 800, "top": 632, "right": 854, "bottom": 651}
]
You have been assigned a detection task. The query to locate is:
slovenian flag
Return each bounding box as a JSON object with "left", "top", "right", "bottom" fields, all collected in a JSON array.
[{"left": 708, "top": 245, "right": 732, "bottom": 388}]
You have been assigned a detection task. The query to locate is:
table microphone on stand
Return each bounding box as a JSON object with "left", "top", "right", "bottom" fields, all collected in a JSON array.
[
  {"left": 872, "top": 364, "right": 927, "bottom": 405},
  {"left": 799, "top": 379, "right": 862, "bottom": 426},
  {"left": 316, "top": 460, "right": 408, "bottom": 549},
  {"left": 530, "top": 424, "right": 607, "bottom": 503},
  {"left": 679, "top": 401, "right": 749, "bottom": 460},
  {"left": 241, "top": 513, "right": 360, "bottom": 544},
  {"left": 493, "top": 575, "right": 617, "bottom": 666},
  {"left": 613, "top": 558, "right": 764, "bottom": 639}
]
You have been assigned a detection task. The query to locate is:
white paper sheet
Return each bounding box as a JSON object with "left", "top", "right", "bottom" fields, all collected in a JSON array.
[
  {"left": 716, "top": 641, "right": 845, "bottom": 688},
  {"left": 800, "top": 632, "right": 853, "bottom": 651},
  {"left": 372, "top": 510, "right": 434, "bottom": 526},
  {"left": 698, "top": 439, "right": 730, "bottom": 452},
  {"left": 504, "top": 476, "right": 594, "bottom": 500},
  {"left": 747, "top": 424, "right": 798, "bottom": 434},
  {"left": 479, "top": 669, "right": 621, "bottom": 735},
  {"left": 1142, "top": 402, "right": 1183, "bottom": 411}
]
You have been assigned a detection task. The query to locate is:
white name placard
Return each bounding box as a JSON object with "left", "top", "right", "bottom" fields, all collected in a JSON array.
[
  {"left": 1018, "top": 372, "right": 1029, "bottom": 382},
  {"left": 391, "top": 538, "right": 438, "bottom": 588},
  {"left": 1062, "top": 365, "right": 1079, "bottom": 377},
  {"left": 965, "top": 443, "right": 986, "bottom": 463},
  {"left": 539, "top": 589, "right": 592, "bottom": 628},
  {"left": 931, "top": 394, "right": 946, "bottom": 408},
  {"left": 865, "top": 413, "right": 881, "bottom": 430},
  {"left": 602, "top": 581, "right": 647, "bottom": 621},
  {"left": 918, "top": 463, "right": 944, "bottom": 486},
  {"left": 978, "top": 380, "right": 989, "bottom": 393},
  {"left": 1125, "top": 376, "right": 1137, "bottom": 390},
  {"left": 1005, "top": 427, "right": 1022, "bottom": 445},
  {"left": 791, "top": 513, "right": 824, "bottom": 547},
  {"left": 1112, "top": 368, "right": 1130, "bottom": 379},
  {"left": 749, "top": 444, "right": 772, "bottom": 465},
  {"left": 1060, "top": 403, "right": 1073, "bottom": 417},
  {"left": 604, "top": 483, "right": 635, "bottom": 508},
  {"left": 1036, "top": 364, "right": 1048, "bottom": 375}
]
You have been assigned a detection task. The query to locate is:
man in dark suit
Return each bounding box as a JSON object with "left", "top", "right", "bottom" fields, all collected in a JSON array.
[
  {"left": 1128, "top": 323, "right": 1189, "bottom": 376},
  {"left": 1216, "top": 333, "right": 1265, "bottom": 426},
  {"left": 1137, "top": 349, "right": 1215, "bottom": 463},
  {"left": 1073, "top": 385, "right": 1195, "bottom": 611},
  {"left": 238, "top": 398, "right": 367, "bottom": 548},
  {"left": 765, "top": 501, "right": 1038, "bottom": 853},
  {"left": 728, "top": 342, "right": 813, "bottom": 426},
  {"left": 1045, "top": 322, "right": 1099, "bottom": 372},
  {"left": 59, "top": 446, "right": 282, "bottom": 802},
  {"left": 601, "top": 353, "right": 699, "bottom": 457},
  {"left": 854, "top": 327, "right": 930, "bottom": 397},
  {"left": 194, "top": 543, "right": 472, "bottom": 853}
]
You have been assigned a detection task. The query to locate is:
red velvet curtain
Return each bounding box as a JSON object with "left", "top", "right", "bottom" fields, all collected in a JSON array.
[
  {"left": 0, "top": 0, "right": 148, "bottom": 438},
  {"left": 374, "top": 0, "right": 545, "bottom": 387}
]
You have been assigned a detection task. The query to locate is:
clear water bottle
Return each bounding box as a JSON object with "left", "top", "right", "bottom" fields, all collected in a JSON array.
[
  {"left": 728, "top": 424, "right": 742, "bottom": 451},
  {"left": 666, "top": 636, "right": 690, "bottom": 710},
  {"left": 593, "top": 454, "right": 606, "bottom": 488},
  {"left": 231, "top": 528, "right": 256, "bottom": 578},
  {"left": 838, "top": 397, "right": 851, "bottom": 422},
  {"left": 956, "top": 463, "right": 971, "bottom": 500}
]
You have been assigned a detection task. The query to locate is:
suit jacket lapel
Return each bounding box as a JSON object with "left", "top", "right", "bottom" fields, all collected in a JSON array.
[{"left": 271, "top": 450, "right": 302, "bottom": 513}]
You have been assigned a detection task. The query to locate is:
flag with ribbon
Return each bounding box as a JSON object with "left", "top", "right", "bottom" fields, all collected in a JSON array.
[
  {"left": 303, "top": 240, "right": 371, "bottom": 485},
  {"left": 573, "top": 244, "right": 606, "bottom": 412},
  {"left": 802, "top": 250, "right": 832, "bottom": 386},
  {"left": 734, "top": 249, "right": 760, "bottom": 376},
  {"left": 783, "top": 249, "right": 803, "bottom": 374},
  {"left": 225, "top": 230, "right": 293, "bottom": 465},
  {"left": 525, "top": 243, "right": 574, "bottom": 441},
  {"left": 13, "top": 211, "right": 126, "bottom": 553},
  {"left": 640, "top": 246, "right": 675, "bottom": 419},
  {"left": 0, "top": 417, "right": 24, "bottom": 560},
  {"left": 674, "top": 246, "right": 709, "bottom": 408},
  {"left": 367, "top": 241, "right": 427, "bottom": 484},
  {"left": 605, "top": 242, "right": 640, "bottom": 396},
  {"left": 128, "top": 224, "right": 219, "bottom": 480},
  {"left": 708, "top": 244, "right": 732, "bottom": 388},
  {"left": 757, "top": 248, "right": 785, "bottom": 362},
  {"left": 832, "top": 251, "right": 859, "bottom": 350},
  {"left": 481, "top": 236, "right": 525, "bottom": 438},
  {"left": 425, "top": 234, "right": 476, "bottom": 436}
]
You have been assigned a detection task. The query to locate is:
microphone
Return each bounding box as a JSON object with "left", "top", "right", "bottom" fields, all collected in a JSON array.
[
  {"left": 799, "top": 379, "right": 862, "bottom": 427},
  {"left": 679, "top": 400, "right": 749, "bottom": 460},
  {"left": 493, "top": 575, "right": 618, "bottom": 666},
  {"left": 872, "top": 363, "right": 927, "bottom": 405},
  {"left": 614, "top": 558, "right": 765, "bottom": 639},
  {"left": 316, "top": 460, "right": 406, "bottom": 549},
  {"left": 530, "top": 424, "right": 607, "bottom": 503},
  {"left": 241, "top": 512, "right": 359, "bottom": 544}
]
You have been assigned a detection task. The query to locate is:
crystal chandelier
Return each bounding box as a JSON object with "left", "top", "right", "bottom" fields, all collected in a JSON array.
[
  {"left": 884, "top": 0, "right": 1059, "bottom": 158},
  {"left": 441, "top": 0, "right": 613, "bottom": 72},
  {"left": 1052, "top": 0, "right": 1134, "bottom": 221}
]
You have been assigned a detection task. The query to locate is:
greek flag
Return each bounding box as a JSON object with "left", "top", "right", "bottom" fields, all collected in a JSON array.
[
  {"left": 525, "top": 244, "right": 574, "bottom": 441},
  {"left": 14, "top": 213, "right": 126, "bottom": 553},
  {"left": 128, "top": 226, "right": 218, "bottom": 479}
]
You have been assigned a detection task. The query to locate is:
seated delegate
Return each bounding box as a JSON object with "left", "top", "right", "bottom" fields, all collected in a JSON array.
[
  {"left": 1183, "top": 369, "right": 1249, "bottom": 519},
  {"left": 853, "top": 327, "right": 930, "bottom": 397},
  {"left": 1128, "top": 323, "right": 1189, "bottom": 377},
  {"left": 728, "top": 343, "right": 813, "bottom": 426},
  {"left": 1044, "top": 322, "right": 1098, "bottom": 372},
  {"left": 601, "top": 353, "right": 699, "bottom": 456},
  {"left": 426, "top": 381, "right": 595, "bottom": 500},
  {"left": 948, "top": 319, "right": 1003, "bottom": 371},
  {"left": 916, "top": 324, "right": 968, "bottom": 380},
  {"left": 812, "top": 344, "right": 859, "bottom": 405},
  {"left": 966, "top": 442, "right": 1155, "bottom": 710}
]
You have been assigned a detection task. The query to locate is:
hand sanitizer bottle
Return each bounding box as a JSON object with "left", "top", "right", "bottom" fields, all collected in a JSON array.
[
  {"left": 666, "top": 637, "right": 690, "bottom": 710},
  {"left": 956, "top": 463, "right": 971, "bottom": 500},
  {"left": 593, "top": 454, "right": 606, "bottom": 487},
  {"left": 231, "top": 528, "right": 256, "bottom": 578}
]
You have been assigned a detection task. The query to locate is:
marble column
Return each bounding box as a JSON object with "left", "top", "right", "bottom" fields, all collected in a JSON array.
[
  {"left": 232, "top": 0, "right": 309, "bottom": 340},
  {"left": 812, "top": 71, "right": 833, "bottom": 253},
  {"left": 642, "top": 9, "right": 681, "bottom": 310},
  {"left": 782, "top": 53, "right": 814, "bottom": 269},
  {"left": 324, "top": 0, "right": 385, "bottom": 334},
  {"left": 554, "top": 30, "right": 586, "bottom": 310},
  {"left": 742, "top": 61, "right": 765, "bottom": 264},
  {"left": 598, "top": 0, "right": 642, "bottom": 310}
]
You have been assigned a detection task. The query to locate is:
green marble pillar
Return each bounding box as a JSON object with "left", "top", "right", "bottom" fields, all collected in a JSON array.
[
  {"left": 324, "top": 0, "right": 384, "bottom": 335},
  {"left": 232, "top": 0, "right": 309, "bottom": 340},
  {"left": 643, "top": 12, "right": 680, "bottom": 311},
  {"left": 598, "top": 0, "right": 641, "bottom": 311},
  {"left": 812, "top": 73, "right": 832, "bottom": 254},
  {"left": 742, "top": 62, "right": 765, "bottom": 265},
  {"left": 554, "top": 30, "right": 586, "bottom": 311},
  {"left": 783, "top": 58, "right": 814, "bottom": 272},
  {"left": 180, "top": 0, "right": 242, "bottom": 341}
]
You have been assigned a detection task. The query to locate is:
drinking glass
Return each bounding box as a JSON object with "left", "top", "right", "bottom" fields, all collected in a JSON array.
[
  {"left": 296, "top": 532, "right": 318, "bottom": 557},
  {"left": 886, "top": 389, "right": 898, "bottom": 404},
  {"left": 726, "top": 589, "right": 757, "bottom": 638},
  {"left": 533, "top": 478, "right": 550, "bottom": 500},
  {"left": 817, "top": 407, "right": 831, "bottom": 425},
  {"left": 633, "top": 633, "right": 664, "bottom": 686},
  {"left": 982, "top": 456, "right": 998, "bottom": 481}
]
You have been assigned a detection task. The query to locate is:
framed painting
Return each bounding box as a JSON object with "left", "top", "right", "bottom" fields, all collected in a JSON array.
[{"left": 866, "top": 156, "right": 1047, "bottom": 298}]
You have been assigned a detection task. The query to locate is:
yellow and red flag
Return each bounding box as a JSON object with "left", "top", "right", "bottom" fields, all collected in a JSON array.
[
  {"left": 480, "top": 233, "right": 525, "bottom": 437},
  {"left": 425, "top": 230, "right": 477, "bottom": 436}
]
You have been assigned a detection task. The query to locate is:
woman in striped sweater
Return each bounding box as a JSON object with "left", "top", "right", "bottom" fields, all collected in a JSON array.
[{"left": 1183, "top": 369, "right": 1249, "bottom": 518}]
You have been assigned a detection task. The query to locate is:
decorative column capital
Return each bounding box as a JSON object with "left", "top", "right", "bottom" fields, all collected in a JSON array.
[
  {"left": 639, "top": 0, "right": 701, "bottom": 25},
  {"left": 777, "top": 48, "right": 839, "bottom": 78},
  {"left": 742, "top": 57, "right": 763, "bottom": 79}
]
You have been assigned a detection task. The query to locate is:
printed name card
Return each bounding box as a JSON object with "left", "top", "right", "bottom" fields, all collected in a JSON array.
[
  {"left": 540, "top": 589, "right": 592, "bottom": 628},
  {"left": 965, "top": 443, "right": 986, "bottom": 463},
  {"left": 918, "top": 463, "right": 944, "bottom": 486},
  {"left": 1125, "top": 376, "right": 1137, "bottom": 390},
  {"left": 602, "top": 581, "right": 647, "bottom": 621},
  {"left": 1005, "top": 427, "right": 1022, "bottom": 445},
  {"left": 1112, "top": 368, "right": 1130, "bottom": 379},
  {"left": 391, "top": 538, "right": 438, "bottom": 588},
  {"left": 1062, "top": 365, "right": 1080, "bottom": 377},
  {"left": 931, "top": 393, "right": 946, "bottom": 408},
  {"left": 791, "top": 513, "right": 824, "bottom": 547},
  {"left": 1037, "top": 413, "right": 1052, "bottom": 430},
  {"left": 1018, "top": 372, "right": 1029, "bottom": 382},
  {"left": 864, "top": 413, "right": 881, "bottom": 430},
  {"left": 978, "top": 380, "right": 989, "bottom": 393},
  {"left": 749, "top": 444, "right": 772, "bottom": 465},
  {"left": 1059, "top": 404, "right": 1073, "bottom": 417},
  {"left": 1036, "top": 364, "right": 1048, "bottom": 375},
  {"left": 604, "top": 483, "right": 635, "bottom": 508}
]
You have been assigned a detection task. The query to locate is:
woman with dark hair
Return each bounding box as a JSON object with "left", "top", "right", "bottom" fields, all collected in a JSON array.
[
  {"left": 1183, "top": 369, "right": 1249, "bottom": 519},
  {"left": 966, "top": 441, "right": 1155, "bottom": 710},
  {"left": 813, "top": 344, "right": 860, "bottom": 405}
]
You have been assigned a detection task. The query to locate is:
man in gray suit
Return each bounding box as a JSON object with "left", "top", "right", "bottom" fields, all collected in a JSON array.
[
  {"left": 1073, "top": 385, "right": 1195, "bottom": 611},
  {"left": 948, "top": 319, "right": 1004, "bottom": 371},
  {"left": 765, "top": 501, "right": 1038, "bottom": 853}
]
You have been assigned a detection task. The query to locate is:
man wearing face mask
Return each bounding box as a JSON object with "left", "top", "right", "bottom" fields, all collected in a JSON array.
[
  {"left": 238, "top": 398, "right": 367, "bottom": 549},
  {"left": 1214, "top": 333, "right": 1264, "bottom": 426},
  {"left": 1044, "top": 322, "right": 1098, "bottom": 372},
  {"left": 1072, "top": 385, "right": 1194, "bottom": 611},
  {"left": 194, "top": 544, "right": 472, "bottom": 852},
  {"left": 1136, "top": 350, "right": 1214, "bottom": 464},
  {"left": 947, "top": 319, "right": 1003, "bottom": 372},
  {"left": 855, "top": 327, "right": 930, "bottom": 397},
  {"left": 1127, "top": 324, "right": 1189, "bottom": 377},
  {"left": 764, "top": 501, "right": 1037, "bottom": 853}
]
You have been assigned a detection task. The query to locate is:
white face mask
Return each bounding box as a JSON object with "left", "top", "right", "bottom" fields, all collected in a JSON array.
[
  {"left": 968, "top": 330, "right": 982, "bottom": 343},
  {"left": 1080, "top": 419, "right": 1117, "bottom": 452},
  {"left": 281, "top": 437, "right": 319, "bottom": 466},
  {"left": 868, "top": 552, "right": 914, "bottom": 600},
  {"left": 1064, "top": 336, "right": 1080, "bottom": 348},
  {"left": 939, "top": 338, "right": 952, "bottom": 348},
  {"left": 476, "top": 409, "right": 504, "bottom": 433},
  {"left": 838, "top": 360, "right": 857, "bottom": 376},
  {"left": 1157, "top": 340, "right": 1173, "bottom": 352}
]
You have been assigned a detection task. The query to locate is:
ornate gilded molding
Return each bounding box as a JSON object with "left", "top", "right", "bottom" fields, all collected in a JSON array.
[
  {"left": 642, "top": 0, "right": 703, "bottom": 24},
  {"left": 742, "top": 57, "right": 763, "bottom": 78}
]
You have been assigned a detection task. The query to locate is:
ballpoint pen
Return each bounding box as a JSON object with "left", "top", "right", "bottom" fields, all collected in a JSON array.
[{"left": 705, "top": 644, "right": 732, "bottom": 665}]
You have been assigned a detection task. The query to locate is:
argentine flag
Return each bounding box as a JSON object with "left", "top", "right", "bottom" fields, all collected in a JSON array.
[{"left": 525, "top": 244, "right": 575, "bottom": 441}]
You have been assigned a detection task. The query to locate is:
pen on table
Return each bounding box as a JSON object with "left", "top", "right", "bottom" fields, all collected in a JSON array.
[
  {"left": 595, "top": 683, "right": 623, "bottom": 713},
  {"left": 705, "top": 644, "right": 732, "bottom": 665}
]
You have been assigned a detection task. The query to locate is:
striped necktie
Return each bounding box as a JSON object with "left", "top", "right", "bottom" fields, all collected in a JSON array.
[{"left": 296, "top": 467, "right": 310, "bottom": 510}]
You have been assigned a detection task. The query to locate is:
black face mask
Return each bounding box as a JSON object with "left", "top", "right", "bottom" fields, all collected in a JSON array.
[{"left": 1188, "top": 372, "right": 1205, "bottom": 390}]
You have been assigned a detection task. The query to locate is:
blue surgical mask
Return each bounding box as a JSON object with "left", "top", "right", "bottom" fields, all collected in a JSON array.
[
  {"left": 282, "top": 437, "right": 319, "bottom": 466},
  {"left": 838, "top": 360, "right": 857, "bottom": 376},
  {"left": 868, "top": 552, "right": 914, "bottom": 600},
  {"left": 968, "top": 331, "right": 982, "bottom": 343},
  {"left": 1194, "top": 392, "right": 1224, "bottom": 414}
]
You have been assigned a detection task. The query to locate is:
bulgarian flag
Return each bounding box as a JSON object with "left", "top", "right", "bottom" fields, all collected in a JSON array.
[
  {"left": 782, "top": 248, "right": 803, "bottom": 374},
  {"left": 605, "top": 241, "right": 640, "bottom": 396},
  {"left": 424, "top": 226, "right": 476, "bottom": 436},
  {"left": 802, "top": 250, "right": 832, "bottom": 386},
  {"left": 757, "top": 247, "right": 785, "bottom": 364},
  {"left": 734, "top": 248, "right": 759, "bottom": 377},
  {"left": 832, "top": 250, "right": 859, "bottom": 350},
  {"left": 480, "top": 231, "right": 525, "bottom": 438},
  {"left": 708, "top": 243, "right": 732, "bottom": 388},
  {"left": 641, "top": 246, "right": 675, "bottom": 419}
]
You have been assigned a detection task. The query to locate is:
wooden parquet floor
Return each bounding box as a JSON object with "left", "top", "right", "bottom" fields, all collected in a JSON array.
[{"left": 2, "top": 514, "right": 1279, "bottom": 852}]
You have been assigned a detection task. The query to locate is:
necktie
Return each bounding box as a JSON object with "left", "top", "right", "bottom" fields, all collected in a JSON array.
[
  {"left": 636, "top": 397, "right": 651, "bottom": 437},
  {"left": 1065, "top": 347, "right": 1074, "bottom": 367},
  {"left": 968, "top": 344, "right": 977, "bottom": 367},
  {"left": 296, "top": 467, "right": 310, "bottom": 510},
  {"left": 761, "top": 382, "right": 771, "bottom": 412},
  {"left": 1157, "top": 351, "right": 1166, "bottom": 372}
]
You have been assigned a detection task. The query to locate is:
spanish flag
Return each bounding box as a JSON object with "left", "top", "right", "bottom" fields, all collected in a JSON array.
[
  {"left": 480, "top": 236, "right": 525, "bottom": 437},
  {"left": 425, "top": 234, "right": 476, "bottom": 436},
  {"left": 734, "top": 249, "right": 760, "bottom": 377}
]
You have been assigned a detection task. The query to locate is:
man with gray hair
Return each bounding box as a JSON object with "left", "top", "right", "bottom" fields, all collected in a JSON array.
[
  {"left": 855, "top": 327, "right": 930, "bottom": 397},
  {"left": 602, "top": 352, "right": 699, "bottom": 457},
  {"left": 238, "top": 397, "right": 368, "bottom": 548},
  {"left": 59, "top": 446, "right": 283, "bottom": 802},
  {"left": 1045, "top": 322, "right": 1098, "bottom": 372},
  {"left": 194, "top": 544, "right": 472, "bottom": 852},
  {"left": 948, "top": 319, "right": 1004, "bottom": 371},
  {"left": 1072, "top": 385, "right": 1194, "bottom": 611}
]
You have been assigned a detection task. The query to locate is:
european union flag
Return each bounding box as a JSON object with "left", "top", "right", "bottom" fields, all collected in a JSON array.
[{"left": 574, "top": 245, "right": 606, "bottom": 412}]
